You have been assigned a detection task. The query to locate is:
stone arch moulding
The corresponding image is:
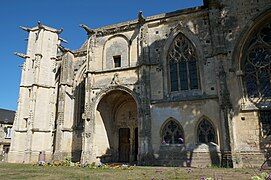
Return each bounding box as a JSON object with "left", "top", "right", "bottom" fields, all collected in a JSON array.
[
  {"left": 91, "top": 85, "right": 141, "bottom": 160},
  {"left": 160, "top": 117, "right": 185, "bottom": 144},
  {"left": 113, "top": 99, "right": 136, "bottom": 123},
  {"left": 93, "top": 85, "right": 140, "bottom": 111},
  {"left": 102, "top": 34, "right": 131, "bottom": 70},
  {"left": 162, "top": 24, "right": 205, "bottom": 95},
  {"left": 195, "top": 115, "right": 218, "bottom": 145},
  {"left": 232, "top": 8, "right": 271, "bottom": 100}
]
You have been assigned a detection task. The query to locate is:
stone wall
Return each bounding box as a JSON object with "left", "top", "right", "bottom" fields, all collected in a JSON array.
[
  {"left": 9, "top": 25, "right": 60, "bottom": 163},
  {"left": 9, "top": 0, "right": 271, "bottom": 167}
]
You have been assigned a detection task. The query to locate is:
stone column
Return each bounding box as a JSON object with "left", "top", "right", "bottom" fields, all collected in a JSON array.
[
  {"left": 137, "top": 23, "right": 154, "bottom": 164},
  {"left": 81, "top": 32, "right": 98, "bottom": 164},
  {"left": 206, "top": 1, "right": 235, "bottom": 167},
  {"left": 53, "top": 85, "right": 65, "bottom": 160},
  {"left": 81, "top": 73, "right": 95, "bottom": 164},
  {"left": 53, "top": 52, "right": 75, "bottom": 161},
  {"left": 217, "top": 56, "right": 234, "bottom": 167}
]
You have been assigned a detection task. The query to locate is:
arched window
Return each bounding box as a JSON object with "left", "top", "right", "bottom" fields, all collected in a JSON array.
[
  {"left": 242, "top": 21, "right": 271, "bottom": 98},
  {"left": 168, "top": 33, "right": 199, "bottom": 92},
  {"left": 197, "top": 119, "right": 216, "bottom": 144},
  {"left": 74, "top": 78, "right": 85, "bottom": 128},
  {"left": 161, "top": 119, "right": 184, "bottom": 144}
]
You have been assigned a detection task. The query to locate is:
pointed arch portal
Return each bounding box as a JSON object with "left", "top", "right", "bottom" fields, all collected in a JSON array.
[{"left": 95, "top": 90, "right": 138, "bottom": 163}]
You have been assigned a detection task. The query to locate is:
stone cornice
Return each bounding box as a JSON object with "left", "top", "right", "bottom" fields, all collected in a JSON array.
[
  {"left": 85, "top": 63, "right": 159, "bottom": 74},
  {"left": 152, "top": 94, "right": 218, "bottom": 104},
  {"left": 20, "top": 84, "right": 56, "bottom": 89},
  {"left": 94, "top": 6, "right": 205, "bottom": 37},
  {"left": 31, "top": 128, "right": 52, "bottom": 133},
  {"left": 14, "top": 129, "right": 27, "bottom": 132},
  {"left": 73, "top": 50, "right": 87, "bottom": 57},
  {"left": 61, "top": 128, "right": 73, "bottom": 132},
  {"left": 20, "top": 23, "right": 63, "bottom": 34}
]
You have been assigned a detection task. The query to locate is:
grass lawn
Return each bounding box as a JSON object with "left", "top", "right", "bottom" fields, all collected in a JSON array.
[{"left": 0, "top": 163, "right": 267, "bottom": 180}]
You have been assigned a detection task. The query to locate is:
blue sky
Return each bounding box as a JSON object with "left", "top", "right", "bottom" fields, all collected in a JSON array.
[{"left": 0, "top": 0, "right": 203, "bottom": 110}]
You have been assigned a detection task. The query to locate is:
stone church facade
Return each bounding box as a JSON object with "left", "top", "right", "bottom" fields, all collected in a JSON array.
[{"left": 8, "top": 0, "right": 271, "bottom": 167}]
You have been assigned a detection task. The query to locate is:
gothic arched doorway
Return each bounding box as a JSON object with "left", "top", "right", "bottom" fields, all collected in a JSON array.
[{"left": 95, "top": 90, "right": 138, "bottom": 163}]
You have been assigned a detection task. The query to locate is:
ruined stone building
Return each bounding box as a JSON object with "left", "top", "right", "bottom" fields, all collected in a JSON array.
[{"left": 8, "top": 0, "right": 271, "bottom": 167}]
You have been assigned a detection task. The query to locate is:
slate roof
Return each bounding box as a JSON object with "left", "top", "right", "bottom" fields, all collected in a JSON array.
[{"left": 0, "top": 108, "right": 15, "bottom": 125}]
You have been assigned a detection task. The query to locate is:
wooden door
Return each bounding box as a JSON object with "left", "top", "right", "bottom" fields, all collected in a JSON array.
[
  {"left": 119, "top": 128, "right": 130, "bottom": 162},
  {"left": 134, "top": 128, "right": 138, "bottom": 161}
]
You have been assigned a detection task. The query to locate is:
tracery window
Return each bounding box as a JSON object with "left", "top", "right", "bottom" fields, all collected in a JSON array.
[
  {"left": 259, "top": 111, "right": 271, "bottom": 137},
  {"left": 197, "top": 119, "right": 216, "bottom": 144},
  {"left": 243, "top": 22, "right": 271, "bottom": 98},
  {"left": 161, "top": 119, "right": 184, "bottom": 144},
  {"left": 168, "top": 33, "right": 199, "bottom": 92}
]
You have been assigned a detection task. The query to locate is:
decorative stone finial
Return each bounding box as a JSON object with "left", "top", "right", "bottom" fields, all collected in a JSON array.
[
  {"left": 36, "top": 21, "right": 63, "bottom": 34},
  {"left": 37, "top": 21, "right": 43, "bottom": 29},
  {"left": 138, "top": 11, "right": 145, "bottom": 24}
]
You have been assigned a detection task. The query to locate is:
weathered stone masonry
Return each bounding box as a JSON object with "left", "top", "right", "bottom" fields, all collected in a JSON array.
[{"left": 9, "top": 0, "right": 271, "bottom": 167}]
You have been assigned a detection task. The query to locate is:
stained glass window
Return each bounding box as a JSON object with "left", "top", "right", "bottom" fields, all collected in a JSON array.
[
  {"left": 168, "top": 33, "right": 199, "bottom": 92},
  {"left": 169, "top": 61, "right": 178, "bottom": 91},
  {"left": 197, "top": 119, "right": 216, "bottom": 143},
  {"left": 243, "top": 22, "right": 271, "bottom": 98},
  {"left": 162, "top": 120, "right": 184, "bottom": 144}
]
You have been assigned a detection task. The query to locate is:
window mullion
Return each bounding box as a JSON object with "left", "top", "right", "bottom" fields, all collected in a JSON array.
[
  {"left": 186, "top": 60, "right": 191, "bottom": 90},
  {"left": 177, "top": 60, "right": 180, "bottom": 91},
  {"left": 172, "top": 132, "right": 174, "bottom": 143},
  {"left": 196, "top": 61, "right": 200, "bottom": 89},
  {"left": 256, "top": 70, "right": 261, "bottom": 97}
]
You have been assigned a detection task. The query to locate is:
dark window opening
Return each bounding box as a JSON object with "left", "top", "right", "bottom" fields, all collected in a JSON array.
[
  {"left": 168, "top": 33, "right": 200, "bottom": 92},
  {"left": 179, "top": 61, "right": 188, "bottom": 90},
  {"left": 259, "top": 111, "right": 271, "bottom": 137},
  {"left": 72, "top": 79, "right": 86, "bottom": 130},
  {"left": 243, "top": 22, "right": 271, "bottom": 98},
  {"left": 197, "top": 119, "right": 216, "bottom": 144},
  {"left": 113, "top": 55, "right": 121, "bottom": 68},
  {"left": 169, "top": 61, "right": 178, "bottom": 92},
  {"left": 79, "top": 80, "right": 85, "bottom": 127},
  {"left": 161, "top": 120, "right": 184, "bottom": 144},
  {"left": 3, "top": 145, "right": 10, "bottom": 154},
  {"left": 4, "top": 126, "right": 12, "bottom": 139},
  {"left": 76, "top": 80, "right": 85, "bottom": 128},
  {"left": 24, "top": 118, "right": 28, "bottom": 128},
  {"left": 32, "top": 59, "right": 35, "bottom": 68}
]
